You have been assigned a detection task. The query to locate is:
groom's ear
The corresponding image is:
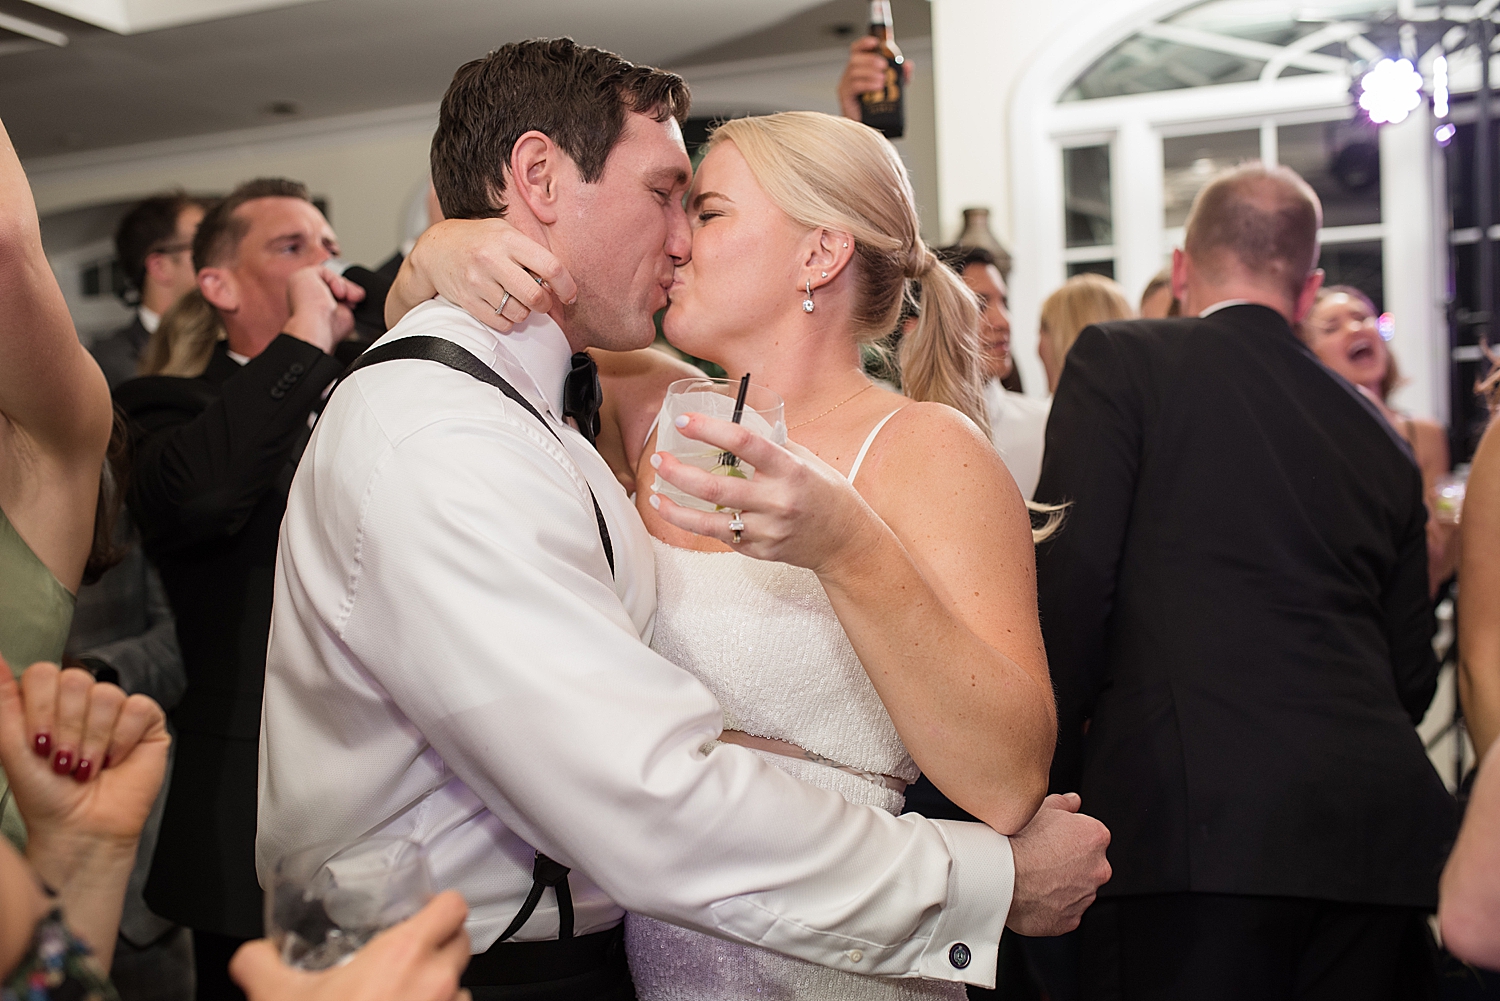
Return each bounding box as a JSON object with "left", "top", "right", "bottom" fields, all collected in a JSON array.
[{"left": 509, "top": 131, "right": 564, "bottom": 225}]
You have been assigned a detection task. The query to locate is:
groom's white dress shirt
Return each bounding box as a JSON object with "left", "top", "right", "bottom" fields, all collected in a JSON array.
[{"left": 258, "top": 299, "right": 1014, "bottom": 986}]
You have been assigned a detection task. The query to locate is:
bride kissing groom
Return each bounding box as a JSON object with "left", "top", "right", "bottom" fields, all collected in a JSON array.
[{"left": 258, "top": 37, "right": 1110, "bottom": 1001}]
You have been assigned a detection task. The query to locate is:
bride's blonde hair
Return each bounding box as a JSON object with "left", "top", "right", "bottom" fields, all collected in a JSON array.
[{"left": 706, "top": 112, "right": 988, "bottom": 437}]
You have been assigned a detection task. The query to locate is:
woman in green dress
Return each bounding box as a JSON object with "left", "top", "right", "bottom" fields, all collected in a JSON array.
[{"left": 0, "top": 115, "right": 116, "bottom": 846}]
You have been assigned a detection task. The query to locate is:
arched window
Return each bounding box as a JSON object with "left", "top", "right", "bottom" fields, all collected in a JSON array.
[{"left": 1009, "top": 0, "right": 1446, "bottom": 422}]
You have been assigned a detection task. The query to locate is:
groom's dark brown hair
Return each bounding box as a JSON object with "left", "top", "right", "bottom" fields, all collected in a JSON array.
[{"left": 432, "top": 38, "right": 691, "bottom": 221}]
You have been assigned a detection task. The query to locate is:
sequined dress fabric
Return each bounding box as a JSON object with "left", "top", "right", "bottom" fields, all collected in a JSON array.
[{"left": 625, "top": 537, "right": 964, "bottom": 1000}]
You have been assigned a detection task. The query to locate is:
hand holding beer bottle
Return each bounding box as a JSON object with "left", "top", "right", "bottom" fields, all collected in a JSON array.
[{"left": 836, "top": 1, "right": 910, "bottom": 138}]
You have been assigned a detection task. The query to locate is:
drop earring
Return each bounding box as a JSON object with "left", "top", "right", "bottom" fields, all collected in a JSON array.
[{"left": 803, "top": 279, "right": 815, "bottom": 313}]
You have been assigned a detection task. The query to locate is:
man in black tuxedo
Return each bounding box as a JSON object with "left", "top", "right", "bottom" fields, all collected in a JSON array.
[
  {"left": 115, "top": 178, "right": 367, "bottom": 1001},
  {"left": 1035, "top": 164, "right": 1456, "bottom": 999},
  {"left": 93, "top": 192, "right": 210, "bottom": 388}
]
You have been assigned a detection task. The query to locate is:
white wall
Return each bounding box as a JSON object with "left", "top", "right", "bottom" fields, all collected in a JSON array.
[
  {"left": 930, "top": 0, "right": 1090, "bottom": 245},
  {"left": 26, "top": 104, "right": 438, "bottom": 269},
  {"left": 677, "top": 38, "right": 940, "bottom": 243},
  {"left": 25, "top": 36, "right": 941, "bottom": 269}
]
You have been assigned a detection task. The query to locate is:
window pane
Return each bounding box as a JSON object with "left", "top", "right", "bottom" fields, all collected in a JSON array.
[
  {"left": 1067, "top": 260, "right": 1116, "bottom": 279},
  {"left": 1064, "top": 145, "right": 1113, "bottom": 248},
  {"left": 1278, "top": 120, "right": 1381, "bottom": 227},
  {"left": 1447, "top": 121, "right": 1500, "bottom": 233},
  {"left": 1163, "top": 129, "right": 1261, "bottom": 228},
  {"left": 1318, "top": 241, "right": 1383, "bottom": 312}
]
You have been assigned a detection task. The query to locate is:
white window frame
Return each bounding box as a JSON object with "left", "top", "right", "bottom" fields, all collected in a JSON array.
[{"left": 1008, "top": 0, "right": 1447, "bottom": 422}]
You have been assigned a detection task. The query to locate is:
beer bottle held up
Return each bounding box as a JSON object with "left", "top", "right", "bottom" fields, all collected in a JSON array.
[{"left": 860, "top": 0, "right": 905, "bottom": 139}]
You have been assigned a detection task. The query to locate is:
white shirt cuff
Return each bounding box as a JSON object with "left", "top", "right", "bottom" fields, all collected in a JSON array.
[{"left": 921, "top": 820, "right": 1015, "bottom": 988}]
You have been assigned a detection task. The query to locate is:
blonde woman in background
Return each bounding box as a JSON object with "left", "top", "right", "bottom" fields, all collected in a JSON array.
[
  {"left": 987, "top": 272, "right": 1134, "bottom": 499},
  {"left": 1038, "top": 272, "right": 1135, "bottom": 394},
  {"left": 138, "top": 289, "right": 224, "bottom": 378}
]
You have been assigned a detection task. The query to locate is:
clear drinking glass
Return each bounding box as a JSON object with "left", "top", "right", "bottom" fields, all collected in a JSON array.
[
  {"left": 654, "top": 377, "right": 786, "bottom": 513},
  {"left": 265, "top": 837, "right": 433, "bottom": 970}
]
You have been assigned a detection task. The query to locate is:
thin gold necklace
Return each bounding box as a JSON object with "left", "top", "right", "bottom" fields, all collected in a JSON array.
[{"left": 788, "top": 382, "right": 875, "bottom": 431}]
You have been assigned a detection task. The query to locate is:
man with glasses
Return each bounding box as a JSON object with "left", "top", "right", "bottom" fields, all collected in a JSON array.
[{"left": 93, "top": 192, "right": 213, "bottom": 387}]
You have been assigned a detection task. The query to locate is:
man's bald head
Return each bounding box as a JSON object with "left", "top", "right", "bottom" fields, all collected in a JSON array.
[{"left": 1183, "top": 163, "right": 1322, "bottom": 305}]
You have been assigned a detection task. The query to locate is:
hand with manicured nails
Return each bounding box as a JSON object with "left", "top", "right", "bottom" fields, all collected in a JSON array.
[
  {"left": 231, "top": 890, "right": 473, "bottom": 1001},
  {"left": 388, "top": 218, "right": 579, "bottom": 333},
  {"left": 837, "top": 36, "right": 914, "bottom": 122},
  {"left": 1004, "top": 793, "right": 1113, "bottom": 936},
  {"left": 649, "top": 412, "right": 879, "bottom": 579},
  {"left": 0, "top": 656, "right": 169, "bottom": 967},
  {"left": 0, "top": 658, "right": 168, "bottom": 851}
]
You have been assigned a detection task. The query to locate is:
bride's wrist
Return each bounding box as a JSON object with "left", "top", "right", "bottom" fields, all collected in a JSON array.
[{"left": 814, "top": 504, "right": 894, "bottom": 589}]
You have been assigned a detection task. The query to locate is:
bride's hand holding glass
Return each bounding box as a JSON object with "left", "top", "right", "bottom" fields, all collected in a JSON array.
[{"left": 647, "top": 411, "right": 882, "bottom": 576}]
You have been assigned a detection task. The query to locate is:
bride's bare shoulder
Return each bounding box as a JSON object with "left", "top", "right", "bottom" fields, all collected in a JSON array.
[{"left": 858, "top": 400, "right": 1023, "bottom": 518}]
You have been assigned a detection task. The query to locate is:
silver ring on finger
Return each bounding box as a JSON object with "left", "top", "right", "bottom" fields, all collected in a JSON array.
[
  {"left": 495, "top": 290, "right": 512, "bottom": 314},
  {"left": 728, "top": 513, "right": 745, "bottom": 545}
]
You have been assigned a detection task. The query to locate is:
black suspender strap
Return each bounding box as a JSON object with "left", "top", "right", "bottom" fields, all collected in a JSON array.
[
  {"left": 335, "top": 335, "right": 593, "bottom": 940},
  {"left": 335, "top": 335, "right": 615, "bottom": 577},
  {"left": 494, "top": 851, "right": 574, "bottom": 943}
]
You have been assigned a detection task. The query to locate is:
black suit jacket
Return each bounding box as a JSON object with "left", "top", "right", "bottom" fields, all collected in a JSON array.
[
  {"left": 116, "top": 336, "right": 341, "bottom": 936},
  {"left": 91, "top": 315, "right": 151, "bottom": 389},
  {"left": 1035, "top": 304, "right": 1455, "bottom": 909}
]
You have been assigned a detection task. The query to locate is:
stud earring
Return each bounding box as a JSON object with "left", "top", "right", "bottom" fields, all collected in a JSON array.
[
  {"left": 803, "top": 279, "right": 815, "bottom": 313},
  {"left": 820, "top": 271, "right": 828, "bottom": 278}
]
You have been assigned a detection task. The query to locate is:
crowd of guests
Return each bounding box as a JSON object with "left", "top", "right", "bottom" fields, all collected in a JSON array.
[{"left": 0, "top": 32, "right": 1497, "bottom": 1001}]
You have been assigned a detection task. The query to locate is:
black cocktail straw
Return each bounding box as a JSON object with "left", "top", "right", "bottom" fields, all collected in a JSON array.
[{"left": 720, "top": 373, "right": 752, "bottom": 468}]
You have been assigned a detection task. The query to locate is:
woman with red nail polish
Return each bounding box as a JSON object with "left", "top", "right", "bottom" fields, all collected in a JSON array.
[{"left": 0, "top": 657, "right": 168, "bottom": 999}]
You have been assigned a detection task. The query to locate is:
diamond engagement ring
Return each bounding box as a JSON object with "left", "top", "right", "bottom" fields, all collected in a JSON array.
[
  {"left": 728, "top": 514, "right": 745, "bottom": 545},
  {"left": 494, "top": 290, "right": 511, "bottom": 314}
]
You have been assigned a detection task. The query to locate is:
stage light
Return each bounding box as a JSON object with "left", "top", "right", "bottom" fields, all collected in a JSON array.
[
  {"left": 1379, "top": 313, "right": 1395, "bottom": 342},
  {"left": 1436, "top": 122, "right": 1457, "bottom": 144},
  {"left": 1434, "top": 55, "right": 1450, "bottom": 119},
  {"left": 1359, "top": 58, "right": 1424, "bottom": 125}
]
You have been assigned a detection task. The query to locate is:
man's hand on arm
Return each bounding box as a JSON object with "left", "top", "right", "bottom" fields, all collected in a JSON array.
[
  {"left": 1004, "top": 793, "right": 1111, "bottom": 937},
  {"left": 284, "top": 265, "right": 365, "bottom": 355}
]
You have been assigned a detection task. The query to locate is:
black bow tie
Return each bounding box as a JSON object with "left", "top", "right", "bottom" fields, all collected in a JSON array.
[{"left": 562, "top": 351, "right": 603, "bottom": 448}]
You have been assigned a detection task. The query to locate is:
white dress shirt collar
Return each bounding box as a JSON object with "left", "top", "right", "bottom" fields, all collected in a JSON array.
[
  {"left": 470, "top": 301, "right": 574, "bottom": 422},
  {"left": 1199, "top": 299, "right": 1254, "bottom": 318},
  {"left": 138, "top": 306, "right": 161, "bottom": 334}
]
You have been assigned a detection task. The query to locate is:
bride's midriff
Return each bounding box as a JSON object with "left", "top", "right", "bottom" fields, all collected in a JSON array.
[{"left": 719, "top": 730, "right": 907, "bottom": 792}]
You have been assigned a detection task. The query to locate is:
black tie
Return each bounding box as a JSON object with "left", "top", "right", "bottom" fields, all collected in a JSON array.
[{"left": 562, "top": 351, "right": 603, "bottom": 448}]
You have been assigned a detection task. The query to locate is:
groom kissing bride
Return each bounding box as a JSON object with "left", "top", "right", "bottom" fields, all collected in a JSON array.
[{"left": 257, "top": 37, "right": 1110, "bottom": 1000}]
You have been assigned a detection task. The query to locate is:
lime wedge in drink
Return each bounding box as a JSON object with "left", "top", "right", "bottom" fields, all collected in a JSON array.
[{"left": 710, "top": 462, "right": 746, "bottom": 512}]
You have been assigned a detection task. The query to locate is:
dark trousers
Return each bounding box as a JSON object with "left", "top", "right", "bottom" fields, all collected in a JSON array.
[
  {"left": 111, "top": 927, "right": 195, "bottom": 1001},
  {"left": 462, "top": 926, "right": 636, "bottom": 1001},
  {"left": 191, "top": 930, "right": 250, "bottom": 1001},
  {"left": 1079, "top": 893, "right": 1436, "bottom": 1001}
]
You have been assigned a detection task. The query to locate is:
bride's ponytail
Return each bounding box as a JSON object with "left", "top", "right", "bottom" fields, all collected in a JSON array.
[{"left": 898, "top": 248, "right": 989, "bottom": 437}]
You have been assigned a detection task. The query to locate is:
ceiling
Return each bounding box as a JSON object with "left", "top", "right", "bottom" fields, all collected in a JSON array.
[{"left": 0, "top": 0, "right": 838, "bottom": 160}]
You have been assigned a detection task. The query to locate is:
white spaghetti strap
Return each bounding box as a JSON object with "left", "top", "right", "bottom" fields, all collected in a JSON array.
[
  {"left": 847, "top": 409, "right": 902, "bottom": 484},
  {"left": 642, "top": 414, "right": 660, "bottom": 453}
]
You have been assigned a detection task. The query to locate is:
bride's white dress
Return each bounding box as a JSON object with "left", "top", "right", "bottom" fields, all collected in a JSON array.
[{"left": 625, "top": 411, "right": 967, "bottom": 1000}]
